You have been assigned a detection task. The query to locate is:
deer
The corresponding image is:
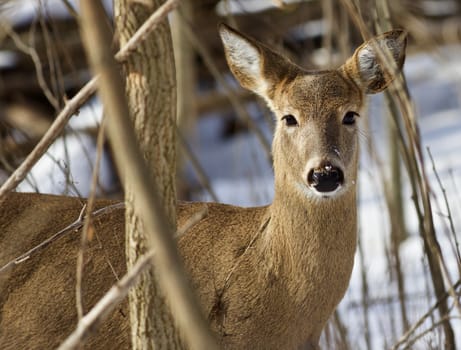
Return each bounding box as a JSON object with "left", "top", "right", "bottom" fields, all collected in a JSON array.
[{"left": 0, "top": 24, "right": 406, "bottom": 349}]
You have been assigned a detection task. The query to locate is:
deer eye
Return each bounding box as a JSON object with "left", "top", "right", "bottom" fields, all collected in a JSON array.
[
  {"left": 281, "top": 114, "right": 298, "bottom": 126},
  {"left": 342, "top": 111, "right": 359, "bottom": 125}
]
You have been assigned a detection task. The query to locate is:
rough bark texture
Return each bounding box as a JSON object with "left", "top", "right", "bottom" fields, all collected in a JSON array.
[{"left": 114, "top": 1, "right": 179, "bottom": 349}]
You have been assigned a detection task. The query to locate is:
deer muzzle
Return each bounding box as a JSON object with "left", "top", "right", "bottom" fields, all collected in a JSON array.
[{"left": 307, "top": 162, "right": 344, "bottom": 193}]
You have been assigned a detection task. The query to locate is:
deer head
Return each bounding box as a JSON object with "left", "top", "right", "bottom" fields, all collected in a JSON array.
[{"left": 219, "top": 24, "right": 406, "bottom": 201}]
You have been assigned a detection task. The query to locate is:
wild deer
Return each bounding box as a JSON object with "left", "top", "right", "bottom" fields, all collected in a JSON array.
[{"left": 0, "top": 25, "right": 406, "bottom": 349}]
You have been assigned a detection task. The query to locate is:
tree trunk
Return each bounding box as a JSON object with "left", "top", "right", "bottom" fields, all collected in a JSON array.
[{"left": 114, "top": 1, "right": 180, "bottom": 349}]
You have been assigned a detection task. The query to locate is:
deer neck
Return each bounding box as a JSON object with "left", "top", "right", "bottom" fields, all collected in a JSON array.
[{"left": 262, "top": 175, "right": 358, "bottom": 298}]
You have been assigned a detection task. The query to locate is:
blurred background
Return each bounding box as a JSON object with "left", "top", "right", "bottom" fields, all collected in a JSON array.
[{"left": 1, "top": 0, "right": 461, "bottom": 349}]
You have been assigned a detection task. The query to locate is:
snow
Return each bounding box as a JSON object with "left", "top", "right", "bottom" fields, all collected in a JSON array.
[
  {"left": 2, "top": 0, "right": 113, "bottom": 27},
  {"left": 216, "top": 0, "right": 306, "bottom": 16}
]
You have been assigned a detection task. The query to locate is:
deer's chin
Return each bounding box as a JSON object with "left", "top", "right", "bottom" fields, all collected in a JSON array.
[
  {"left": 296, "top": 182, "right": 349, "bottom": 200},
  {"left": 311, "top": 185, "right": 344, "bottom": 198}
]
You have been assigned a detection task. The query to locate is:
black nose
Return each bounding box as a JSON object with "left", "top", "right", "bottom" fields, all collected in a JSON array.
[{"left": 307, "top": 163, "right": 344, "bottom": 193}]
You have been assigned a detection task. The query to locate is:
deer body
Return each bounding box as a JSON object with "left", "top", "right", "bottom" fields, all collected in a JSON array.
[
  {"left": 179, "top": 196, "right": 357, "bottom": 349},
  {"left": 0, "top": 26, "right": 406, "bottom": 349}
]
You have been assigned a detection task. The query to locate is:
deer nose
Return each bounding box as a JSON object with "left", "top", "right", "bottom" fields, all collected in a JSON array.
[{"left": 307, "top": 162, "right": 344, "bottom": 193}]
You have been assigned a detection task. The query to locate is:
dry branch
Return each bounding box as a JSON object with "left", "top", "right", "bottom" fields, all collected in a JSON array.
[
  {"left": 177, "top": 127, "right": 219, "bottom": 202},
  {"left": 392, "top": 279, "right": 461, "bottom": 350},
  {"left": 79, "top": 1, "right": 217, "bottom": 349},
  {"left": 76, "top": 117, "right": 108, "bottom": 320},
  {"left": 399, "top": 316, "right": 461, "bottom": 350},
  {"left": 0, "top": 20, "right": 60, "bottom": 110},
  {"left": 427, "top": 147, "right": 461, "bottom": 271}
]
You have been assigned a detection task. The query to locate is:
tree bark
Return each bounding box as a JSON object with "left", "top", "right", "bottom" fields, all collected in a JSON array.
[{"left": 114, "top": 1, "right": 180, "bottom": 349}]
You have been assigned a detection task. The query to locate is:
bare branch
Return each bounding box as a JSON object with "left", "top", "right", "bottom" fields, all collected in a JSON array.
[
  {"left": 427, "top": 147, "right": 461, "bottom": 271},
  {"left": 0, "top": 19, "right": 60, "bottom": 109},
  {"left": 76, "top": 117, "right": 107, "bottom": 320},
  {"left": 177, "top": 127, "right": 219, "bottom": 202}
]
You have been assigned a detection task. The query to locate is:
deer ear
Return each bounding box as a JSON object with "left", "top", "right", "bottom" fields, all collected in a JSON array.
[
  {"left": 342, "top": 30, "right": 407, "bottom": 94},
  {"left": 219, "top": 23, "right": 292, "bottom": 99}
]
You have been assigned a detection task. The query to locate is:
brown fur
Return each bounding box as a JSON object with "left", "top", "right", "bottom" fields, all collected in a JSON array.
[{"left": 0, "top": 26, "right": 406, "bottom": 349}]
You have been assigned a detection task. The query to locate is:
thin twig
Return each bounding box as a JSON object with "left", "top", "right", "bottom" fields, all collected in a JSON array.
[
  {"left": 223, "top": 216, "right": 270, "bottom": 291},
  {"left": 391, "top": 280, "right": 461, "bottom": 350},
  {"left": 76, "top": 117, "right": 107, "bottom": 320},
  {"left": 400, "top": 316, "right": 461, "bottom": 350},
  {"left": 358, "top": 232, "right": 372, "bottom": 350},
  {"left": 38, "top": 2, "right": 64, "bottom": 110},
  {"left": 0, "top": 19, "right": 60, "bottom": 109},
  {"left": 176, "top": 127, "right": 219, "bottom": 202},
  {"left": 0, "top": 202, "right": 124, "bottom": 275},
  {"left": 332, "top": 310, "right": 351, "bottom": 350},
  {"left": 60, "top": 0, "right": 79, "bottom": 20},
  {"left": 427, "top": 147, "right": 461, "bottom": 272}
]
